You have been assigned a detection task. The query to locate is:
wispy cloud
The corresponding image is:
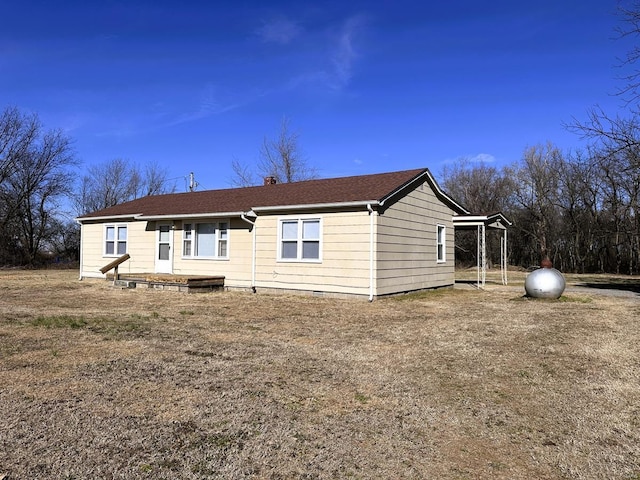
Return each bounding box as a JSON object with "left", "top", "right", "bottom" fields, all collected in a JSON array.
[
  {"left": 256, "top": 16, "right": 301, "bottom": 44},
  {"left": 440, "top": 153, "right": 498, "bottom": 167},
  {"left": 277, "top": 14, "right": 368, "bottom": 93},
  {"left": 98, "top": 14, "right": 368, "bottom": 138},
  {"left": 326, "top": 14, "right": 367, "bottom": 90},
  {"left": 163, "top": 83, "right": 241, "bottom": 127},
  {"left": 95, "top": 83, "right": 253, "bottom": 138},
  {"left": 469, "top": 153, "right": 496, "bottom": 163}
]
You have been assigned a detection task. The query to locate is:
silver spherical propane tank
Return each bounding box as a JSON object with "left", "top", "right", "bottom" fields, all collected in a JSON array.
[{"left": 524, "top": 258, "right": 566, "bottom": 299}]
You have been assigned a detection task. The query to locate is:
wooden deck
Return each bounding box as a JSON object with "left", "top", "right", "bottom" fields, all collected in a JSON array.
[{"left": 105, "top": 273, "right": 225, "bottom": 293}]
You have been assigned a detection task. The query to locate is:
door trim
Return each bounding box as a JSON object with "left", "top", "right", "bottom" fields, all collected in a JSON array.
[{"left": 155, "top": 222, "right": 174, "bottom": 274}]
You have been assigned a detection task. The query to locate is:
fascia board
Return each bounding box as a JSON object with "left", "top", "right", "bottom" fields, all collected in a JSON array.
[
  {"left": 136, "top": 212, "right": 245, "bottom": 220},
  {"left": 486, "top": 212, "right": 513, "bottom": 226},
  {"left": 453, "top": 215, "right": 489, "bottom": 223},
  {"left": 75, "top": 213, "right": 141, "bottom": 224},
  {"left": 252, "top": 200, "right": 380, "bottom": 213}
]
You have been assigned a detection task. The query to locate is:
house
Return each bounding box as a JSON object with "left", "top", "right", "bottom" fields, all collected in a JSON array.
[{"left": 76, "top": 167, "right": 506, "bottom": 299}]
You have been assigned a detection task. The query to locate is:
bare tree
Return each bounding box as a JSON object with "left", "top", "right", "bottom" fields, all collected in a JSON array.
[
  {"left": 75, "top": 158, "right": 174, "bottom": 215},
  {"left": 440, "top": 157, "right": 515, "bottom": 214},
  {"left": 230, "top": 117, "right": 317, "bottom": 186},
  {"left": 47, "top": 218, "right": 81, "bottom": 263},
  {"left": 0, "top": 106, "right": 38, "bottom": 185},
  {"left": 0, "top": 107, "right": 41, "bottom": 229},
  {"left": 554, "top": 150, "right": 602, "bottom": 273},
  {"left": 230, "top": 156, "right": 257, "bottom": 188},
  {"left": 440, "top": 157, "right": 516, "bottom": 268},
  {"left": 509, "top": 143, "right": 565, "bottom": 265},
  {"left": 0, "top": 109, "right": 77, "bottom": 265},
  {"left": 569, "top": 106, "right": 640, "bottom": 158},
  {"left": 141, "top": 161, "right": 172, "bottom": 197},
  {"left": 563, "top": 2, "right": 640, "bottom": 273},
  {"left": 615, "top": 1, "right": 640, "bottom": 107}
]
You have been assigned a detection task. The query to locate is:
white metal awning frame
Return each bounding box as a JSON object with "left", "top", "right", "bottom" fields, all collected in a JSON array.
[{"left": 453, "top": 213, "right": 512, "bottom": 289}]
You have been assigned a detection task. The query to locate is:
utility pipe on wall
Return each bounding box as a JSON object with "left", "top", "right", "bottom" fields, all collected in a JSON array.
[
  {"left": 240, "top": 213, "right": 257, "bottom": 292},
  {"left": 77, "top": 222, "right": 84, "bottom": 280},
  {"left": 367, "top": 203, "right": 375, "bottom": 302}
]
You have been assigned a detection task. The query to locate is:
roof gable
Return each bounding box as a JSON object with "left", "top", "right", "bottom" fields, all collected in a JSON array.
[{"left": 77, "top": 168, "right": 467, "bottom": 221}]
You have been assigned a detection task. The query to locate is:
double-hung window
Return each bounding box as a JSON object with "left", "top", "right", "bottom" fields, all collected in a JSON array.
[
  {"left": 105, "top": 225, "right": 127, "bottom": 256},
  {"left": 437, "top": 224, "right": 446, "bottom": 262},
  {"left": 182, "top": 221, "right": 228, "bottom": 259},
  {"left": 279, "top": 217, "right": 321, "bottom": 261}
]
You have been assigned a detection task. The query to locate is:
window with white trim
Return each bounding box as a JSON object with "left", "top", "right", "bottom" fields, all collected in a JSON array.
[
  {"left": 105, "top": 225, "right": 127, "bottom": 256},
  {"left": 437, "top": 224, "right": 446, "bottom": 262},
  {"left": 279, "top": 217, "right": 321, "bottom": 261},
  {"left": 182, "top": 221, "right": 229, "bottom": 259}
]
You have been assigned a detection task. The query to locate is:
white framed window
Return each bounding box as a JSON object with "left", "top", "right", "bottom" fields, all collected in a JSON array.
[
  {"left": 218, "top": 222, "right": 228, "bottom": 257},
  {"left": 182, "top": 221, "right": 229, "bottom": 259},
  {"left": 183, "top": 224, "right": 192, "bottom": 256},
  {"left": 437, "top": 224, "right": 446, "bottom": 262},
  {"left": 104, "top": 224, "right": 127, "bottom": 257},
  {"left": 278, "top": 217, "right": 322, "bottom": 262}
]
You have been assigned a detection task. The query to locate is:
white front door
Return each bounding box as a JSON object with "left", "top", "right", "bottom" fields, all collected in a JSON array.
[{"left": 155, "top": 223, "right": 173, "bottom": 274}]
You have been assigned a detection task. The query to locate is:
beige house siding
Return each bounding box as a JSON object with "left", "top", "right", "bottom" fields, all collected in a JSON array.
[
  {"left": 80, "top": 219, "right": 254, "bottom": 286},
  {"left": 376, "top": 184, "right": 456, "bottom": 295},
  {"left": 78, "top": 179, "right": 463, "bottom": 297},
  {"left": 253, "top": 210, "right": 371, "bottom": 296},
  {"left": 80, "top": 220, "right": 156, "bottom": 277}
]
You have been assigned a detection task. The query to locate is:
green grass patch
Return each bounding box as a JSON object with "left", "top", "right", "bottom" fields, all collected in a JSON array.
[
  {"left": 27, "top": 313, "right": 150, "bottom": 338},
  {"left": 557, "top": 295, "right": 592, "bottom": 303},
  {"left": 354, "top": 393, "right": 370, "bottom": 404},
  {"left": 30, "top": 315, "right": 88, "bottom": 329}
]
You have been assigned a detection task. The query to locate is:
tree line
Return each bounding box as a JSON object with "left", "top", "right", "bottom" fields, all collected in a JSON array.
[
  {"left": 0, "top": 107, "right": 175, "bottom": 266},
  {"left": 441, "top": 3, "right": 640, "bottom": 275},
  {"left": 0, "top": 110, "right": 315, "bottom": 267},
  {"left": 0, "top": 102, "right": 639, "bottom": 274},
  {"left": 441, "top": 135, "right": 640, "bottom": 274}
]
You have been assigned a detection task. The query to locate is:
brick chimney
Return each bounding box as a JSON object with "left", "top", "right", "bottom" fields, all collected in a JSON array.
[{"left": 264, "top": 176, "right": 277, "bottom": 185}]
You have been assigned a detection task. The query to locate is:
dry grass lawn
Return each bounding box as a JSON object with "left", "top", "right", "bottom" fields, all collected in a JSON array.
[{"left": 1, "top": 269, "right": 639, "bottom": 479}]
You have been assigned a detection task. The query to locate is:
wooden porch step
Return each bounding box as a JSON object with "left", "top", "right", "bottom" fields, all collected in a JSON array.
[{"left": 106, "top": 273, "right": 225, "bottom": 292}]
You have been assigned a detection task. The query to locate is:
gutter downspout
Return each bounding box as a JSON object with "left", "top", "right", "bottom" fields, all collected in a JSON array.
[
  {"left": 367, "top": 203, "right": 375, "bottom": 302},
  {"left": 240, "top": 213, "right": 257, "bottom": 292},
  {"left": 77, "top": 221, "right": 84, "bottom": 280}
]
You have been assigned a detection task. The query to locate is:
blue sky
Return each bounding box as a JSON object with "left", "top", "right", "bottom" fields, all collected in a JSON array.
[{"left": 1, "top": 0, "right": 632, "bottom": 192}]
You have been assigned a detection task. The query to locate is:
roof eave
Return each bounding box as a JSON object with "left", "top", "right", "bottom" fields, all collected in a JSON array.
[
  {"left": 137, "top": 212, "right": 246, "bottom": 220},
  {"left": 252, "top": 200, "right": 381, "bottom": 213},
  {"left": 453, "top": 212, "right": 512, "bottom": 229},
  {"left": 76, "top": 213, "right": 141, "bottom": 224}
]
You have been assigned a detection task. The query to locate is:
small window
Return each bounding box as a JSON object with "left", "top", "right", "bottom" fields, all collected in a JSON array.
[
  {"left": 218, "top": 222, "right": 228, "bottom": 258},
  {"left": 281, "top": 221, "right": 299, "bottom": 259},
  {"left": 302, "top": 220, "right": 320, "bottom": 259},
  {"left": 279, "top": 218, "right": 321, "bottom": 261},
  {"left": 105, "top": 225, "right": 127, "bottom": 257},
  {"left": 437, "top": 224, "right": 446, "bottom": 262},
  {"left": 183, "top": 223, "right": 192, "bottom": 256}
]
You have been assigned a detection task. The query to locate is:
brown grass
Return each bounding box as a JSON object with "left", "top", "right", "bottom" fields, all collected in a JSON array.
[{"left": 1, "top": 269, "right": 639, "bottom": 479}]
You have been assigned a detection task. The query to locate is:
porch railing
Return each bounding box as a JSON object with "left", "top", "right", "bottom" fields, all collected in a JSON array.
[{"left": 100, "top": 253, "right": 131, "bottom": 285}]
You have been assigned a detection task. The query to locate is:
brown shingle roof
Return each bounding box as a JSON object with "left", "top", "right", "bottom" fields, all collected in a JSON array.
[{"left": 78, "top": 168, "right": 466, "bottom": 220}]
